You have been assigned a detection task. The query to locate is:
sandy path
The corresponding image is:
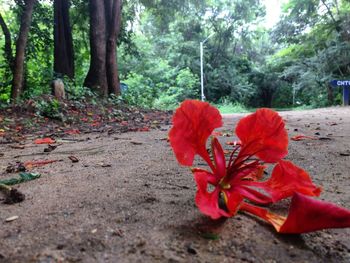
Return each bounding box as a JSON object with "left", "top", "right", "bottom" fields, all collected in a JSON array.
[{"left": 0, "top": 107, "right": 349, "bottom": 262}]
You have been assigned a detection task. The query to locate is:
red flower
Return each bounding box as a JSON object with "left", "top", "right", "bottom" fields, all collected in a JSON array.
[{"left": 169, "top": 100, "right": 350, "bottom": 233}]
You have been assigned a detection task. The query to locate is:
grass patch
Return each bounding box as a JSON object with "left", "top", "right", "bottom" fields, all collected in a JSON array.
[{"left": 216, "top": 102, "right": 250, "bottom": 114}]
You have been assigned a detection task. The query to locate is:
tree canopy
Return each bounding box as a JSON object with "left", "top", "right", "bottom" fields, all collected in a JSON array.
[{"left": 0, "top": 0, "right": 349, "bottom": 108}]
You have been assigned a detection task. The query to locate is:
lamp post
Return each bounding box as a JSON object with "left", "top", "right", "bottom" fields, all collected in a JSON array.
[{"left": 200, "top": 33, "right": 214, "bottom": 101}]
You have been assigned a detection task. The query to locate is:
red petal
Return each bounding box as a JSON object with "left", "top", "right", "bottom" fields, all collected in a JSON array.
[
  {"left": 169, "top": 100, "right": 222, "bottom": 167},
  {"left": 241, "top": 193, "right": 350, "bottom": 233},
  {"left": 211, "top": 137, "right": 226, "bottom": 179},
  {"left": 34, "top": 138, "right": 56, "bottom": 144},
  {"left": 291, "top": 135, "right": 317, "bottom": 141},
  {"left": 235, "top": 109, "right": 288, "bottom": 163},
  {"left": 24, "top": 159, "right": 59, "bottom": 169},
  {"left": 279, "top": 193, "right": 350, "bottom": 233},
  {"left": 234, "top": 185, "right": 272, "bottom": 204},
  {"left": 65, "top": 129, "right": 81, "bottom": 135},
  {"left": 247, "top": 160, "right": 321, "bottom": 202},
  {"left": 223, "top": 190, "right": 244, "bottom": 216},
  {"left": 193, "top": 170, "right": 230, "bottom": 219}
]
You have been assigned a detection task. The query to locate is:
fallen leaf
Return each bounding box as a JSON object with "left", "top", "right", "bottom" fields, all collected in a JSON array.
[
  {"left": 68, "top": 156, "right": 79, "bottom": 163},
  {"left": 5, "top": 216, "right": 19, "bottom": 222},
  {"left": 44, "top": 144, "right": 58, "bottom": 152},
  {"left": 318, "top": 137, "right": 332, "bottom": 141},
  {"left": 130, "top": 141, "right": 143, "bottom": 145},
  {"left": 6, "top": 162, "right": 26, "bottom": 173},
  {"left": 65, "top": 129, "right": 81, "bottom": 135},
  {"left": 199, "top": 232, "right": 220, "bottom": 240},
  {"left": 138, "top": 126, "right": 150, "bottom": 132},
  {"left": 9, "top": 145, "right": 25, "bottom": 150}
]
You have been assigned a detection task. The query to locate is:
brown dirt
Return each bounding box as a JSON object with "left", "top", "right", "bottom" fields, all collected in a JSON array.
[{"left": 0, "top": 107, "right": 349, "bottom": 263}]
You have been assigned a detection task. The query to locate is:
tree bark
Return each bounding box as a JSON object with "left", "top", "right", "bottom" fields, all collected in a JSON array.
[
  {"left": 54, "top": 0, "right": 75, "bottom": 78},
  {"left": 84, "top": 0, "right": 122, "bottom": 96},
  {"left": 11, "top": 0, "right": 36, "bottom": 101},
  {"left": 84, "top": 0, "right": 108, "bottom": 96},
  {"left": 327, "top": 84, "right": 334, "bottom": 106},
  {"left": 0, "top": 12, "right": 13, "bottom": 72},
  {"left": 106, "top": 0, "right": 122, "bottom": 95}
]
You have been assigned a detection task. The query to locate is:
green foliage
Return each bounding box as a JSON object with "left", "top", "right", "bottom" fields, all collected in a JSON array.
[
  {"left": 35, "top": 98, "right": 62, "bottom": 120},
  {"left": 154, "top": 68, "right": 199, "bottom": 109},
  {"left": 121, "top": 72, "right": 157, "bottom": 108},
  {"left": 0, "top": 0, "right": 349, "bottom": 109}
]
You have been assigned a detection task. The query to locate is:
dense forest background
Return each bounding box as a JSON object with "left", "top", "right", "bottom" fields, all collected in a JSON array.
[{"left": 0, "top": 0, "right": 349, "bottom": 110}]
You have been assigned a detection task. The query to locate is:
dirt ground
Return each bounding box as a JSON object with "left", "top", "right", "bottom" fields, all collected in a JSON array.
[{"left": 0, "top": 107, "right": 349, "bottom": 263}]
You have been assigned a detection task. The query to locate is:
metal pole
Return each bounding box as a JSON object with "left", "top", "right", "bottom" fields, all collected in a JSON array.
[
  {"left": 200, "top": 41, "right": 205, "bottom": 101},
  {"left": 199, "top": 33, "right": 214, "bottom": 101}
]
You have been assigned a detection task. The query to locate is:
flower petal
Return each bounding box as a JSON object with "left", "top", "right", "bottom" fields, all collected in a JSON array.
[
  {"left": 279, "top": 193, "right": 350, "bottom": 233},
  {"left": 235, "top": 108, "right": 288, "bottom": 163},
  {"left": 240, "top": 193, "right": 350, "bottom": 233},
  {"left": 193, "top": 170, "right": 230, "bottom": 219},
  {"left": 246, "top": 160, "right": 321, "bottom": 202},
  {"left": 211, "top": 137, "right": 226, "bottom": 179},
  {"left": 223, "top": 190, "right": 244, "bottom": 216},
  {"left": 169, "top": 100, "right": 222, "bottom": 167},
  {"left": 233, "top": 185, "right": 272, "bottom": 204}
]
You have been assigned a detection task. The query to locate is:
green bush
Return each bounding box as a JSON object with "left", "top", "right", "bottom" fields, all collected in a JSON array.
[
  {"left": 35, "top": 98, "right": 62, "bottom": 120},
  {"left": 154, "top": 68, "right": 199, "bottom": 109},
  {"left": 122, "top": 72, "right": 157, "bottom": 108}
]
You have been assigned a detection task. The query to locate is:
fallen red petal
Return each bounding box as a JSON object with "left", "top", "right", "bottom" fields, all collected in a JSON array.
[
  {"left": 280, "top": 193, "right": 350, "bottom": 233},
  {"left": 241, "top": 193, "right": 350, "bottom": 234},
  {"left": 34, "top": 138, "right": 56, "bottom": 144},
  {"left": 24, "top": 159, "right": 59, "bottom": 169},
  {"left": 291, "top": 135, "right": 317, "bottom": 141},
  {"left": 65, "top": 129, "right": 81, "bottom": 135}
]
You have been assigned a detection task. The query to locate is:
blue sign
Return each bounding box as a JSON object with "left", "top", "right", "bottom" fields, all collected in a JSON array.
[
  {"left": 330, "top": 80, "right": 350, "bottom": 87},
  {"left": 330, "top": 80, "right": 349, "bottom": 106}
]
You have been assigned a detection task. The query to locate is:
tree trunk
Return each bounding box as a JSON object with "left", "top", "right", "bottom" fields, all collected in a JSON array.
[
  {"left": 0, "top": 12, "right": 13, "bottom": 72},
  {"left": 327, "top": 84, "right": 334, "bottom": 106},
  {"left": 84, "top": 0, "right": 122, "bottom": 96},
  {"left": 106, "top": 0, "right": 122, "bottom": 95},
  {"left": 11, "top": 0, "right": 36, "bottom": 101},
  {"left": 54, "top": 0, "right": 74, "bottom": 78},
  {"left": 84, "top": 0, "right": 108, "bottom": 96}
]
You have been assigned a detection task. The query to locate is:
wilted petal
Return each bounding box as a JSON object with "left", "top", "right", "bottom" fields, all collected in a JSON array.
[
  {"left": 279, "top": 193, "right": 350, "bottom": 233},
  {"left": 169, "top": 100, "right": 222, "bottom": 167},
  {"left": 240, "top": 193, "right": 350, "bottom": 234},
  {"left": 235, "top": 109, "right": 288, "bottom": 163}
]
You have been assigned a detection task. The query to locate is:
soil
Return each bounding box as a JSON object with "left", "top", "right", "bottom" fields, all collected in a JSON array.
[{"left": 0, "top": 106, "right": 349, "bottom": 263}]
